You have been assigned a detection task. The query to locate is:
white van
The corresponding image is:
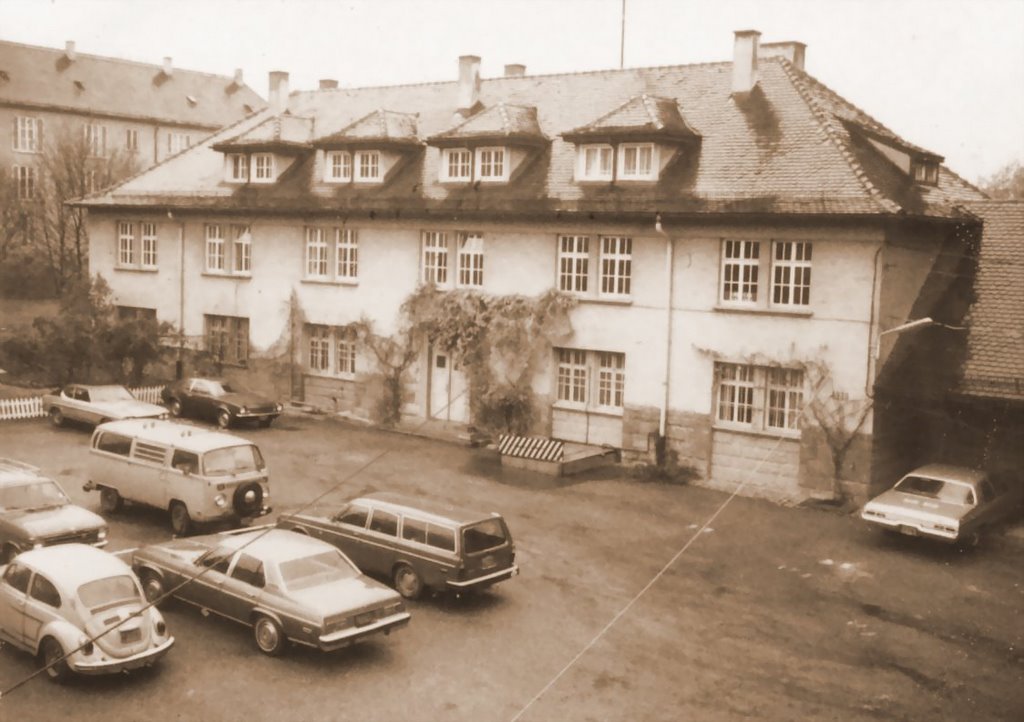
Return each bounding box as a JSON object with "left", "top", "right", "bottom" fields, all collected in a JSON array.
[{"left": 85, "top": 419, "right": 271, "bottom": 535}]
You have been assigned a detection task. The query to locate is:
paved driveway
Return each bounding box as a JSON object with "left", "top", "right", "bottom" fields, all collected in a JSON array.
[{"left": 0, "top": 414, "right": 1021, "bottom": 721}]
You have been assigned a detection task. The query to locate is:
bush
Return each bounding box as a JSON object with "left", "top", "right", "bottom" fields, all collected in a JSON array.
[{"left": 629, "top": 448, "right": 700, "bottom": 485}]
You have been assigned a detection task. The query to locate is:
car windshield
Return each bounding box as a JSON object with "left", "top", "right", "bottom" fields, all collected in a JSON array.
[
  {"left": 90, "top": 386, "right": 135, "bottom": 402},
  {"left": 203, "top": 445, "right": 264, "bottom": 476},
  {"left": 78, "top": 575, "right": 141, "bottom": 613},
  {"left": 278, "top": 551, "right": 358, "bottom": 591},
  {"left": 0, "top": 479, "right": 69, "bottom": 511},
  {"left": 462, "top": 518, "right": 508, "bottom": 554},
  {"left": 895, "top": 475, "right": 976, "bottom": 505}
]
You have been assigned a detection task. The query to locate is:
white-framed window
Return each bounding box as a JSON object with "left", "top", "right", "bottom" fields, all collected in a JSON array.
[
  {"left": 13, "top": 166, "right": 36, "bottom": 200},
  {"left": 205, "top": 314, "right": 249, "bottom": 366},
  {"left": 305, "top": 227, "right": 329, "bottom": 278},
  {"left": 599, "top": 236, "right": 632, "bottom": 297},
  {"left": 141, "top": 222, "right": 158, "bottom": 268},
  {"left": 117, "top": 221, "right": 136, "bottom": 266},
  {"left": 715, "top": 363, "right": 755, "bottom": 426},
  {"left": 252, "top": 153, "right": 274, "bottom": 182},
  {"left": 227, "top": 154, "right": 249, "bottom": 182},
  {"left": 766, "top": 368, "right": 804, "bottom": 431},
  {"left": 116, "top": 220, "right": 158, "bottom": 270},
  {"left": 475, "top": 147, "right": 507, "bottom": 181},
  {"left": 577, "top": 144, "right": 613, "bottom": 181},
  {"left": 85, "top": 169, "right": 99, "bottom": 193},
  {"left": 308, "top": 325, "right": 330, "bottom": 372},
  {"left": 556, "top": 349, "right": 588, "bottom": 406},
  {"left": 721, "top": 240, "right": 760, "bottom": 304},
  {"left": 912, "top": 160, "right": 939, "bottom": 185},
  {"left": 354, "top": 151, "right": 381, "bottom": 182},
  {"left": 13, "top": 117, "right": 42, "bottom": 153},
  {"left": 456, "top": 232, "right": 484, "bottom": 288},
  {"left": 304, "top": 324, "right": 358, "bottom": 378},
  {"left": 441, "top": 148, "right": 472, "bottom": 182},
  {"left": 232, "top": 225, "right": 252, "bottom": 274},
  {"left": 422, "top": 231, "right": 449, "bottom": 285},
  {"left": 336, "top": 228, "right": 357, "bottom": 279},
  {"left": 125, "top": 128, "right": 139, "bottom": 153},
  {"left": 325, "top": 151, "right": 352, "bottom": 182},
  {"left": 618, "top": 143, "right": 656, "bottom": 180},
  {"left": 771, "top": 241, "right": 812, "bottom": 307},
  {"left": 597, "top": 352, "right": 625, "bottom": 409},
  {"left": 558, "top": 235, "right": 590, "bottom": 293},
  {"left": 714, "top": 362, "right": 804, "bottom": 435},
  {"left": 205, "top": 224, "right": 225, "bottom": 272},
  {"left": 555, "top": 348, "right": 626, "bottom": 411},
  {"left": 337, "top": 338, "right": 357, "bottom": 376},
  {"left": 167, "top": 132, "right": 192, "bottom": 155},
  {"left": 83, "top": 124, "right": 107, "bottom": 157}
]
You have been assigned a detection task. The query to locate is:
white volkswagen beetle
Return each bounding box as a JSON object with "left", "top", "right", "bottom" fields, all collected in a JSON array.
[{"left": 0, "top": 544, "right": 174, "bottom": 681}]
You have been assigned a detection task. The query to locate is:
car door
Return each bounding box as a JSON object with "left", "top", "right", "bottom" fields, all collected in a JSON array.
[
  {"left": 322, "top": 504, "right": 373, "bottom": 570},
  {"left": 360, "top": 508, "right": 401, "bottom": 577},
  {"left": 22, "top": 572, "right": 64, "bottom": 652},
  {"left": 0, "top": 563, "right": 32, "bottom": 647},
  {"left": 218, "top": 553, "right": 266, "bottom": 624},
  {"left": 64, "top": 386, "right": 87, "bottom": 423},
  {"left": 179, "top": 547, "right": 234, "bottom": 610}
]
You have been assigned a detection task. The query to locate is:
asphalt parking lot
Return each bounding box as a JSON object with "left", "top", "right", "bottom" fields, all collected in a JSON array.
[{"left": 1, "top": 413, "right": 1022, "bottom": 721}]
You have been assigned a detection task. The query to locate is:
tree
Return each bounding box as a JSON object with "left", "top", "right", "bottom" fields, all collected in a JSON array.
[{"left": 979, "top": 159, "right": 1024, "bottom": 200}]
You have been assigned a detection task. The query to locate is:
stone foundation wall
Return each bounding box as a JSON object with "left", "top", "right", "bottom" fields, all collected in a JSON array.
[
  {"left": 303, "top": 374, "right": 372, "bottom": 419},
  {"left": 621, "top": 404, "right": 711, "bottom": 477},
  {"left": 798, "top": 425, "right": 873, "bottom": 503}
]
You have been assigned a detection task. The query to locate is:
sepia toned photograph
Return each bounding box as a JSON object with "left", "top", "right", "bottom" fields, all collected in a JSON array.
[{"left": 0, "top": 1, "right": 1021, "bottom": 719}]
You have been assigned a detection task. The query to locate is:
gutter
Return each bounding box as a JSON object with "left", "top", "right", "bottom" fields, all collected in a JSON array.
[{"left": 655, "top": 214, "right": 674, "bottom": 438}]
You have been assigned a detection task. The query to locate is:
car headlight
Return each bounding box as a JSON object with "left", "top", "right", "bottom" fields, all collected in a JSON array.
[
  {"left": 240, "top": 406, "right": 248, "bottom": 414},
  {"left": 275, "top": 403, "right": 283, "bottom": 412},
  {"left": 214, "top": 493, "right": 227, "bottom": 508},
  {"left": 97, "top": 528, "right": 107, "bottom": 540}
]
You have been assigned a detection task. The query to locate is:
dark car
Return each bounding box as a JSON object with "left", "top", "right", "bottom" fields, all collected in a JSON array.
[{"left": 161, "top": 377, "right": 282, "bottom": 429}]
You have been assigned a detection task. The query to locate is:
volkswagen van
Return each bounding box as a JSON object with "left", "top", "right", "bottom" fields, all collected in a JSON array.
[{"left": 85, "top": 419, "right": 271, "bottom": 536}]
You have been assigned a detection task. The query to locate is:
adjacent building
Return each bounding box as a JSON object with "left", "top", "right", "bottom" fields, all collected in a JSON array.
[{"left": 78, "top": 31, "right": 991, "bottom": 503}]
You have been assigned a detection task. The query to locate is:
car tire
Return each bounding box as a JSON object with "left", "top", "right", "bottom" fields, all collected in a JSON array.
[
  {"left": 139, "top": 570, "right": 168, "bottom": 607},
  {"left": 232, "top": 483, "right": 264, "bottom": 517},
  {"left": 216, "top": 409, "right": 232, "bottom": 429},
  {"left": 99, "top": 486, "right": 123, "bottom": 514},
  {"left": 168, "top": 399, "right": 183, "bottom": 417},
  {"left": 393, "top": 563, "right": 424, "bottom": 600},
  {"left": 259, "top": 416, "right": 274, "bottom": 428},
  {"left": 1, "top": 544, "right": 19, "bottom": 565},
  {"left": 49, "top": 408, "right": 65, "bottom": 428},
  {"left": 169, "top": 501, "right": 192, "bottom": 536},
  {"left": 39, "top": 637, "right": 70, "bottom": 683},
  {"left": 253, "top": 615, "right": 286, "bottom": 656}
]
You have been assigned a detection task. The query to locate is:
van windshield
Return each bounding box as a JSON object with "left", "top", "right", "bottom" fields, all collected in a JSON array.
[
  {"left": 203, "top": 445, "right": 264, "bottom": 476},
  {"left": 462, "top": 518, "right": 508, "bottom": 554}
]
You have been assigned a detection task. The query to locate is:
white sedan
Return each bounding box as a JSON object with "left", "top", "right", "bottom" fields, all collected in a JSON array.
[{"left": 42, "top": 384, "right": 167, "bottom": 428}]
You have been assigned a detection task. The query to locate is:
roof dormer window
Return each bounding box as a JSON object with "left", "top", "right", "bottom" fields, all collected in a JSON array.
[
  {"left": 476, "top": 147, "right": 507, "bottom": 182},
  {"left": 325, "top": 150, "right": 352, "bottom": 183},
  {"left": 912, "top": 159, "right": 939, "bottom": 186},
  {"left": 252, "top": 153, "right": 275, "bottom": 183},
  {"left": 227, "top": 153, "right": 249, "bottom": 182},
  {"left": 441, "top": 148, "right": 472, "bottom": 182},
  {"left": 577, "top": 144, "right": 613, "bottom": 181},
  {"left": 354, "top": 150, "right": 381, "bottom": 183},
  {"left": 619, "top": 143, "right": 657, "bottom": 181}
]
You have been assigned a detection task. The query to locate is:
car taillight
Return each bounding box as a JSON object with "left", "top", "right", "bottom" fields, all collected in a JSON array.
[{"left": 155, "top": 619, "right": 166, "bottom": 636}]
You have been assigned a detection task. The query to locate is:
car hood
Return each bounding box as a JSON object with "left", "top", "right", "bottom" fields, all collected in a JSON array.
[
  {"left": 864, "top": 490, "right": 973, "bottom": 523},
  {"left": 6, "top": 504, "right": 106, "bottom": 538},
  {"left": 288, "top": 576, "right": 401, "bottom": 618},
  {"left": 135, "top": 538, "right": 211, "bottom": 567},
  {"left": 92, "top": 400, "right": 166, "bottom": 418},
  {"left": 220, "top": 392, "right": 277, "bottom": 410}
]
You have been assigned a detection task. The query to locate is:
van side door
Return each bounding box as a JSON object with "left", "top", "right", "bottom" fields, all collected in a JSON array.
[{"left": 130, "top": 441, "right": 170, "bottom": 509}]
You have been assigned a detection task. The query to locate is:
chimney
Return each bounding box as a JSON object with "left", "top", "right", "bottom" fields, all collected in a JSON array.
[
  {"left": 319, "top": 79, "right": 339, "bottom": 90},
  {"left": 456, "top": 55, "right": 481, "bottom": 111},
  {"left": 162, "top": 56, "right": 174, "bottom": 77},
  {"left": 758, "top": 41, "right": 807, "bottom": 71},
  {"left": 269, "top": 70, "right": 290, "bottom": 113},
  {"left": 64, "top": 41, "right": 76, "bottom": 61},
  {"left": 731, "top": 30, "right": 761, "bottom": 95},
  {"left": 504, "top": 63, "right": 526, "bottom": 78},
  {"left": 232, "top": 68, "right": 244, "bottom": 86}
]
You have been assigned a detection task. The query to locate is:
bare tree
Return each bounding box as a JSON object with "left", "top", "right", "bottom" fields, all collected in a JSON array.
[
  {"left": 804, "top": 361, "right": 873, "bottom": 501},
  {"left": 979, "top": 159, "right": 1024, "bottom": 200}
]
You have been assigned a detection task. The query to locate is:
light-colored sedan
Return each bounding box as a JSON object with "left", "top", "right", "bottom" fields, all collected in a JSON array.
[
  {"left": 861, "top": 464, "right": 1023, "bottom": 546},
  {"left": 42, "top": 384, "right": 168, "bottom": 428},
  {"left": 0, "top": 544, "right": 174, "bottom": 681}
]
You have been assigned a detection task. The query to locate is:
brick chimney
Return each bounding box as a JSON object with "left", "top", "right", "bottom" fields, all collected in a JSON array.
[
  {"left": 731, "top": 30, "right": 761, "bottom": 94},
  {"left": 319, "top": 79, "right": 339, "bottom": 90},
  {"left": 457, "top": 55, "right": 481, "bottom": 111},
  {"left": 64, "top": 41, "right": 76, "bottom": 61},
  {"left": 758, "top": 41, "right": 806, "bottom": 71},
  {"left": 162, "top": 56, "right": 174, "bottom": 77},
  {"left": 504, "top": 63, "right": 526, "bottom": 78},
  {"left": 269, "top": 70, "right": 290, "bottom": 113}
]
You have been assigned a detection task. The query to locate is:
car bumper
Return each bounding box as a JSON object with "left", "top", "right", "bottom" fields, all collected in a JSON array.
[
  {"left": 861, "top": 513, "right": 959, "bottom": 542},
  {"left": 193, "top": 505, "right": 273, "bottom": 523},
  {"left": 446, "top": 565, "right": 519, "bottom": 590},
  {"left": 317, "top": 612, "right": 411, "bottom": 651},
  {"left": 71, "top": 637, "right": 174, "bottom": 675},
  {"left": 234, "top": 411, "right": 280, "bottom": 420}
]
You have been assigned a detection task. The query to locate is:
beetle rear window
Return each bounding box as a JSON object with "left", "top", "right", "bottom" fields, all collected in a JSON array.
[
  {"left": 462, "top": 519, "right": 508, "bottom": 554},
  {"left": 78, "top": 575, "right": 141, "bottom": 613}
]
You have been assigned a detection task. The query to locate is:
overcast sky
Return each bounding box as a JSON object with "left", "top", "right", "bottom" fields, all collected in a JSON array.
[{"left": 1, "top": 0, "right": 1021, "bottom": 183}]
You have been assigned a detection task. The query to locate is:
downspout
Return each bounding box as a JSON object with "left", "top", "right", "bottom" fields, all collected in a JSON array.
[
  {"left": 656, "top": 214, "right": 674, "bottom": 438},
  {"left": 865, "top": 243, "right": 884, "bottom": 398},
  {"left": 176, "top": 217, "right": 186, "bottom": 379}
]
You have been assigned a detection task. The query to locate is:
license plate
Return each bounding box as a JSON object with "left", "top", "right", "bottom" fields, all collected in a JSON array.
[
  {"left": 354, "top": 611, "right": 377, "bottom": 627},
  {"left": 120, "top": 627, "right": 142, "bottom": 643},
  {"left": 899, "top": 525, "right": 918, "bottom": 537},
  {"left": 481, "top": 555, "right": 497, "bottom": 570}
]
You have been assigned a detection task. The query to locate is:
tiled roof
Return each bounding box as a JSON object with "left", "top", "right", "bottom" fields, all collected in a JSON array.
[
  {"left": 428, "top": 103, "right": 547, "bottom": 146},
  {"left": 0, "top": 39, "right": 264, "bottom": 128},
  {"left": 315, "top": 109, "right": 421, "bottom": 148},
  {"left": 562, "top": 94, "right": 700, "bottom": 142},
  {"left": 211, "top": 114, "right": 314, "bottom": 151},
  {"left": 81, "top": 56, "right": 985, "bottom": 218},
  {"left": 958, "top": 201, "right": 1024, "bottom": 401}
]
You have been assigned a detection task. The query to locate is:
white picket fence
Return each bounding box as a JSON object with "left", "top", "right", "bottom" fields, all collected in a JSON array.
[{"left": 0, "top": 385, "right": 165, "bottom": 422}]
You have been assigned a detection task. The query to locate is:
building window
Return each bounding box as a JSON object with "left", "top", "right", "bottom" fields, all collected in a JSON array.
[
  {"left": 715, "top": 363, "right": 755, "bottom": 425},
  {"left": 227, "top": 154, "right": 249, "bottom": 182},
  {"left": 714, "top": 362, "right": 804, "bottom": 434},
  {"left": 577, "top": 145, "right": 613, "bottom": 181},
  {"left": 13, "top": 165, "right": 36, "bottom": 200},
  {"left": 118, "top": 221, "right": 136, "bottom": 266},
  {"left": 205, "top": 224, "right": 225, "bottom": 272},
  {"left": 457, "top": 232, "right": 484, "bottom": 288},
  {"left": 305, "top": 227, "right": 328, "bottom": 278},
  {"left": 558, "top": 235, "right": 589, "bottom": 293},
  {"left": 85, "top": 169, "right": 100, "bottom": 194},
  {"left": 556, "top": 349, "right": 588, "bottom": 406},
  {"left": 325, "top": 151, "right": 352, "bottom": 182},
  {"left": 252, "top": 153, "right": 274, "bottom": 182},
  {"left": 354, "top": 151, "right": 380, "bottom": 182},
  {"left": 476, "top": 147, "right": 506, "bottom": 181},
  {"left": 205, "top": 315, "right": 249, "bottom": 366},
  {"left": 766, "top": 368, "right": 804, "bottom": 431},
  {"left": 117, "top": 306, "right": 157, "bottom": 322},
  {"left": 303, "top": 227, "right": 357, "bottom": 283},
  {"left": 233, "top": 225, "right": 252, "bottom": 274},
  {"left": 336, "top": 228, "right": 357, "bottom": 279},
  {"left": 83, "top": 124, "right": 107, "bottom": 157},
  {"left": 141, "top": 222, "right": 158, "bottom": 268},
  {"left": 555, "top": 348, "right": 625, "bottom": 411},
  {"left": 597, "top": 352, "right": 625, "bottom": 409},
  {"left": 441, "top": 148, "right": 472, "bottom": 182},
  {"left": 618, "top": 143, "right": 656, "bottom": 180},
  {"left": 308, "top": 325, "right": 330, "bottom": 372},
  {"left": 337, "top": 338, "right": 357, "bottom": 376},
  {"left": 422, "top": 231, "right": 448, "bottom": 285},
  {"left": 13, "top": 117, "right": 42, "bottom": 153},
  {"left": 599, "top": 236, "right": 632, "bottom": 297},
  {"left": 721, "top": 240, "right": 760, "bottom": 304},
  {"left": 912, "top": 160, "right": 939, "bottom": 185},
  {"left": 125, "top": 128, "right": 139, "bottom": 153},
  {"left": 771, "top": 241, "right": 812, "bottom": 307},
  {"left": 167, "top": 132, "right": 192, "bottom": 155},
  {"left": 305, "top": 324, "right": 358, "bottom": 378}
]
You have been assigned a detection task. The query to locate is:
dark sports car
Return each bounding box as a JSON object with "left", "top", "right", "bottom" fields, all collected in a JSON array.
[{"left": 161, "top": 377, "right": 282, "bottom": 428}]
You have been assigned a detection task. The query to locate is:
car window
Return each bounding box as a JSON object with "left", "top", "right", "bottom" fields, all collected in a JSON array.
[
  {"left": 279, "top": 551, "right": 359, "bottom": 591},
  {"left": 368, "top": 509, "right": 398, "bottom": 536},
  {"left": 978, "top": 481, "right": 995, "bottom": 503},
  {"left": 133, "top": 441, "right": 168, "bottom": 464},
  {"left": 62, "top": 385, "right": 75, "bottom": 397},
  {"left": 462, "top": 519, "right": 508, "bottom": 554},
  {"left": 78, "top": 575, "right": 141, "bottom": 613},
  {"left": 427, "top": 524, "right": 456, "bottom": 552},
  {"left": 96, "top": 432, "right": 133, "bottom": 456},
  {"left": 29, "top": 574, "right": 61, "bottom": 608},
  {"left": 894, "top": 476, "right": 976, "bottom": 505},
  {"left": 203, "top": 445, "right": 263, "bottom": 476},
  {"left": 3, "top": 564, "right": 31, "bottom": 594},
  {"left": 231, "top": 553, "right": 265, "bottom": 588},
  {"left": 402, "top": 517, "right": 428, "bottom": 544},
  {"left": 171, "top": 450, "right": 199, "bottom": 474},
  {"left": 77, "top": 388, "right": 91, "bottom": 402},
  {"left": 92, "top": 386, "right": 135, "bottom": 403},
  {"left": 199, "top": 548, "right": 233, "bottom": 574},
  {"left": 0, "top": 479, "right": 68, "bottom": 511},
  {"left": 336, "top": 505, "right": 369, "bottom": 528}
]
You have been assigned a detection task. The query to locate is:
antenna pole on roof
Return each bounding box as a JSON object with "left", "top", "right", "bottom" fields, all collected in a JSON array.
[{"left": 620, "top": 0, "right": 626, "bottom": 69}]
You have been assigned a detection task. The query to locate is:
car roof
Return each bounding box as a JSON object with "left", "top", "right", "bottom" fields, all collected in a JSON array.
[
  {"left": 68, "top": 383, "right": 128, "bottom": 391},
  {"left": 903, "top": 464, "right": 986, "bottom": 486},
  {"left": 215, "top": 528, "right": 335, "bottom": 563},
  {"left": 16, "top": 544, "right": 132, "bottom": 589},
  {"left": 94, "top": 419, "right": 254, "bottom": 452},
  {"left": 0, "top": 458, "right": 48, "bottom": 487},
  {"left": 355, "top": 492, "right": 498, "bottom": 526}
]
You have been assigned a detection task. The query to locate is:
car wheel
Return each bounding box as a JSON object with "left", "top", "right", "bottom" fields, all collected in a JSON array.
[
  {"left": 232, "top": 482, "right": 264, "bottom": 517},
  {"left": 253, "top": 615, "right": 286, "bottom": 656},
  {"left": 139, "top": 571, "right": 168, "bottom": 607},
  {"left": 259, "top": 416, "right": 273, "bottom": 428},
  {"left": 959, "top": 530, "right": 983, "bottom": 550},
  {"left": 168, "top": 399, "right": 183, "bottom": 417},
  {"left": 216, "top": 409, "right": 232, "bottom": 429},
  {"left": 49, "top": 408, "right": 65, "bottom": 428},
  {"left": 393, "top": 563, "right": 424, "bottom": 600},
  {"left": 39, "top": 637, "right": 70, "bottom": 683},
  {"left": 169, "top": 501, "right": 192, "bottom": 536},
  {"left": 1, "top": 544, "right": 19, "bottom": 564},
  {"left": 99, "top": 486, "right": 123, "bottom": 514}
]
